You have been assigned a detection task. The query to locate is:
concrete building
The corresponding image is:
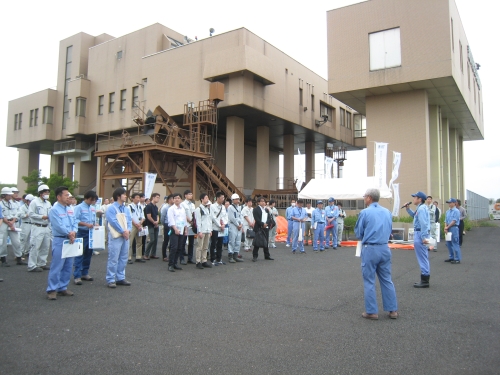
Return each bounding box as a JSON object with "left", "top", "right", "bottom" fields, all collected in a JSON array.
[
  {"left": 7, "top": 23, "right": 361, "bottom": 203},
  {"left": 327, "top": 0, "right": 484, "bottom": 209}
]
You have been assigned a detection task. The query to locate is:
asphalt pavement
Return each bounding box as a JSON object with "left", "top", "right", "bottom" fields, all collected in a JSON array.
[{"left": 1, "top": 227, "right": 499, "bottom": 375}]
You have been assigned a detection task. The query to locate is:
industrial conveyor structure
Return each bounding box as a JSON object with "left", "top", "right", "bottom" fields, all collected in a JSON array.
[{"left": 94, "top": 82, "right": 245, "bottom": 200}]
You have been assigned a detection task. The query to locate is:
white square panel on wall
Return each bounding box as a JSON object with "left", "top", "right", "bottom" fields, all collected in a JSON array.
[{"left": 369, "top": 28, "right": 401, "bottom": 71}]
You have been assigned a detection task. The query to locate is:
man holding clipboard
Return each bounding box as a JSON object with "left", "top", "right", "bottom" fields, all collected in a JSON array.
[
  {"left": 105, "top": 188, "right": 132, "bottom": 288},
  {"left": 46, "top": 186, "right": 78, "bottom": 300}
]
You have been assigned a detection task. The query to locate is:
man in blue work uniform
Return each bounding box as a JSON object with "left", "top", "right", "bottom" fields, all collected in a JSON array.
[
  {"left": 405, "top": 191, "right": 431, "bottom": 288},
  {"left": 355, "top": 188, "right": 398, "bottom": 320},
  {"left": 291, "top": 199, "right": 307, "bottom": 254},
  {"left": 46, "top": 186, "right": 78, "bottom": 300},
  {"left": 444, "top": 198, "right": 461, "bottom": 264},
  {"left": 105, "top": 187, "right": 133, "bottom": 288},
  {"left": 73, "top": 190, "right": 98, "bottom": 285},
  {"left": 311, "top": 201, "right": 326, "bottom": 251},
  {"left": 325, "top": 197, "right": 339, "bottom": 249},
  {"left": 285, "top": 199, "right": 296, "bottom": 247}
]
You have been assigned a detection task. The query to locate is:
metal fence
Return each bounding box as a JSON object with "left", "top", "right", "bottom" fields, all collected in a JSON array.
[{"left": 466, "top": 189, "right": 490, "bottom": 221}]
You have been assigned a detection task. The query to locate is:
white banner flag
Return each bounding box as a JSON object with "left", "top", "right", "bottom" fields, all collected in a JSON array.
[
  {"left": 388, "top": 151, "right": 401, "bottom": 190},
  {"left": 325, "top": 156, "right": 334, "bottom": 179},
  {"left": 391, "top": 183, "right": 400, "bottom": 217},
  {"left": 144, "top": 172, "right": 157, "bottom": 199},
  {"left": 374, "top": 142, "right": 388, "bottom": 189}
]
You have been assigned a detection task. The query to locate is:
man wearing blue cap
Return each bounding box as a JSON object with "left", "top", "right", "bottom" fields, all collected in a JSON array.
[
  {"left": 311, "top": 201, "right": 326, "bottom": 251},
  {"left": 405, "top": 191, "right": 431, "bottom": 288},
  {"left": 324, "top": 197, "right": 339, "bottom": 249},
  {"left": 444, "top": 198, "right": 461, "bottom": 264}
]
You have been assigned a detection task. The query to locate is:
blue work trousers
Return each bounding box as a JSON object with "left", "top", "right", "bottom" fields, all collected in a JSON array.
[
  {"left": 286, "top": 220, "right": 293, "bottom": 245},
  {"left": 291, "top": 222, "right": 305, "bottom": 252},
  {"left": 324, "top": 220, "right": 338, "bottom": 248},
  {"left": 361, "top": 244, "right": 398, "bottom": 314},
  {"left": 313, "top": 223, "right": 325, "bottom": 251},
  {"left": 446, "top": 226, "right": 461, "bottom": 261},
  {"left": 414, "top": 231, "right": 430, "bottom": 276},
  {"left": 106, "top": 234, "right": 129, "bottom": 283},
  {"left": 46, "top": 237, "right": 74, "bottom": 293},
  {"left": 73, "top": 230, "right": 93, "bottom": 279}
]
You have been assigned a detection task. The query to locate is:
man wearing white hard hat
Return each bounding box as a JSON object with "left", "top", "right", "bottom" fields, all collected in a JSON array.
[
  {"left": 19, "top": 194, "right": 35, "bottom": 258},
  {"left": 28, "top": 184, "right": 52, "bottom": 272},
  {"left": 0, "top": 187, "right": 26, "bottom": 266},
  {"left": 226, "top": 193, "right": 244, "bottom": 263},
  {"left": 11, "top": 187, "right": 22, "bottom": 203}
]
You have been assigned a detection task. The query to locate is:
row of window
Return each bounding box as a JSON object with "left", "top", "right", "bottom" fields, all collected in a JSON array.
[
  {"left": 98, "top": 86, "right": 139, "bottom": 115},
  {"left": 13, "top": 106, "right": 54, "bottom": 131},
  {"left": 299, "top": 89, "right": 354, "bottom": 129}
]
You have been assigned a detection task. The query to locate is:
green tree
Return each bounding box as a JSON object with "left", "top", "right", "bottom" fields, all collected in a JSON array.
[{"left": 22, "top": 169, "right": 78, "bottom": 204}]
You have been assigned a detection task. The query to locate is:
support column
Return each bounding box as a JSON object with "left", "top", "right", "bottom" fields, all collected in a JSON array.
[
  {"left": 429, "top": 106, "right": 442, "bottom": 201},
  {"left": 449, "top": 128, "right": 459, "bottom": 199},
  {"left": 458, "top": 136, "right": 464, "bottom": 200},
  {"left": 283, "top": 134, "right": 294, "bottom": 189},
  {"left": 305, "top": 141, "right": 315, "bottom": 183},
  {"left": 256, "top": 126, "right": 270, "bottom": 190},
  {"left": 73, "top": 157, "right": 97, "bottom": 195},
  {"left": 17, "top": 148, "right": 40, "bottom": 192},
  {"left": 225, "top": 116, "right": 244, "bottom": 190},
  {"left": 190, "top": 159, "right": 198, "bottom": 200},
  {"left": 441, "top": 118, "right": 451, "bottom": 200}
]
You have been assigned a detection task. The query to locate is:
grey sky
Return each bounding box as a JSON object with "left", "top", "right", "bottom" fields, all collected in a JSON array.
[{"left": 0, "top": 0, "right": 497, "bottom": 198}]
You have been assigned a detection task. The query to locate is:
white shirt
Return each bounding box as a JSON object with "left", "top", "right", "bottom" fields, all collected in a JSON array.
[
  {"left": 181, "top": 199, "right": 195, "bottom": 228},
  {"left": 305, "top": 207, "right": 313, "bottom": 222},
  {"left": 168, "top": 204, "right": 186, "bottom": 230},
  {"left": 241, "top": 206, "right": 254, "bottom": 226}
]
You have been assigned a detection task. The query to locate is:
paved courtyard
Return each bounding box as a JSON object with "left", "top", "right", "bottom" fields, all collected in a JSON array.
[{"left": 1, "top": 227, "right": 499, "bottom": 375}]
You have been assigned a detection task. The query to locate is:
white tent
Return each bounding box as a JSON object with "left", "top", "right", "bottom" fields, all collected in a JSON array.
[{"left": 298, "top": 177, "right": 392, "bottom": 200}]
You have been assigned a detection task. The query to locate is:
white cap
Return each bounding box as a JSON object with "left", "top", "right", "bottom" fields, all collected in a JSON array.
[
  {"left": 38, "top": 184, "right": 50, "bottom": 192},
  {"left": 11, "top": 187, "right": 19, "bottom": 192},
  {"left": 1, "top": 187, "right": 13, "bottom": 195},
  {"left": 231, "top": 193, "right": 240, "bottom": 200},
  {"left": 25, "top": 194, "right": 35, "bottom": 201}
]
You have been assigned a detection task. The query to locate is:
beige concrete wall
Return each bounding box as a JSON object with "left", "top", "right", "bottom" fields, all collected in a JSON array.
[
  {"left": 366, "top": 90, "right": 430, "bottom": 213},
  {"left": 328, "top": 0, "right": 451, "bottom": 95},
  {"left": 6, "top": 89, "right": 57, "bottom": 148}
]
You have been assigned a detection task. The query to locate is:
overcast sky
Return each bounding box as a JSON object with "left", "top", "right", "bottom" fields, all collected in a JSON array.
[{"left": 1, "top": 0, "right": 498, "bottom": 199}]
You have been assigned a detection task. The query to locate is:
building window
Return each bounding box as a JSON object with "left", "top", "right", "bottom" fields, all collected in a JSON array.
[
  {"left": 340, "top": 108, "right": 345, "bottom": 127},
  {"left": 14, "top": 114, "right": 18, "bottom": 130},
  {"left": 354, "top": 114, "right": 366, "bottom": 138},
  {"left": 18, "top": 113, "right": 22, "bottom": 129},
  {"left": 346, "top": 111, "right": 352, "bottom": 129},
  {"left": 62, "top": 45, "right": 72, "bottom": 129},
  {"left": 43, "top": 106, "right": 54, "bottom": 124},
  {"left": 117, "top": 51, "right": 122, "bottom": 59},
  {"left": 109, "top": 92, "right": 115, "bottom": 113},
  {"left": 474, "top": 80, "right": 476, "bottom": 103},
  {"left": 451, "top": 18, "right": 454, "bottom": 52},
  {"left": 34, "top": 108, "right": 38, "bottom": 126},
  {"left": 459, "top": 41, "right": 463, "bottom": 73},
  {"left": 369, "top": 27, "right": 401, "bottom": 71},
  {"left": 30, "top": 110, "right": 34, "bottom": 127},
  {"left": 120, "top": 89, "right": 126, "bottom": 110},
  {"left": 299, "top": 88, "right": 303, "bottom": 106},
  {"left": 311, "top": 95, "right": 315, "bottom": 111},
  {"left": 132, "top": 86, "right": 139, "bottom": 108},
  {"left": 76, "top": 97, "right": 86, "bottom": 117},
  {"left": 320, "top": 103, "right": 333, "bottom": 122},
  {"left": 98, "top": 95, "right": 104, "bottom": 115}
]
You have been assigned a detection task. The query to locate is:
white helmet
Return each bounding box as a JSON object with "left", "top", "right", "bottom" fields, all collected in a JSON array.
[
  {"left": 25, "top": 194, "right": 35, "bottom": 201},
  {"left": 11, "top": 187, "right": 19, "bottom": 192},
  {"left": 231, "top": 193, "right": 240, "bottom": 200},
  {"left": 38, "top": 184, "right": 50, "bottom": 193},
  {"left": 1, "top": 187, "right": 13, "bottom": 195}
]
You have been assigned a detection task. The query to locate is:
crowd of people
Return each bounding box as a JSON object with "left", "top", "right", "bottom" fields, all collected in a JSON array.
[{"left": 1, "top": 184, "right": 467, "bottom": 320}]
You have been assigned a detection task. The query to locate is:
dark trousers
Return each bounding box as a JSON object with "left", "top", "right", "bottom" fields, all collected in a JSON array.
[
  {"left": 252, "top": 228, "right": 271, "bottom": 259},
  {"left": 181, "top": 234, "right": 194, "bottom": 261},
  {"left": 168, "top": 230, "right": 185, "bottom": 267},
  {"left": 145, "top": 226, "right": 159, "bottom": 257},
  {"left": 73, "top": 231, "right": 92, "bottom": 278},
  {"left": 210, "top": 230, "right": 223, "bottom": 262},
  {"left": 459, "top": 220, "right": 464, "bottom": 246},
  {"left": 162, "top": 224, "right": 170, "bottom": 259}
]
